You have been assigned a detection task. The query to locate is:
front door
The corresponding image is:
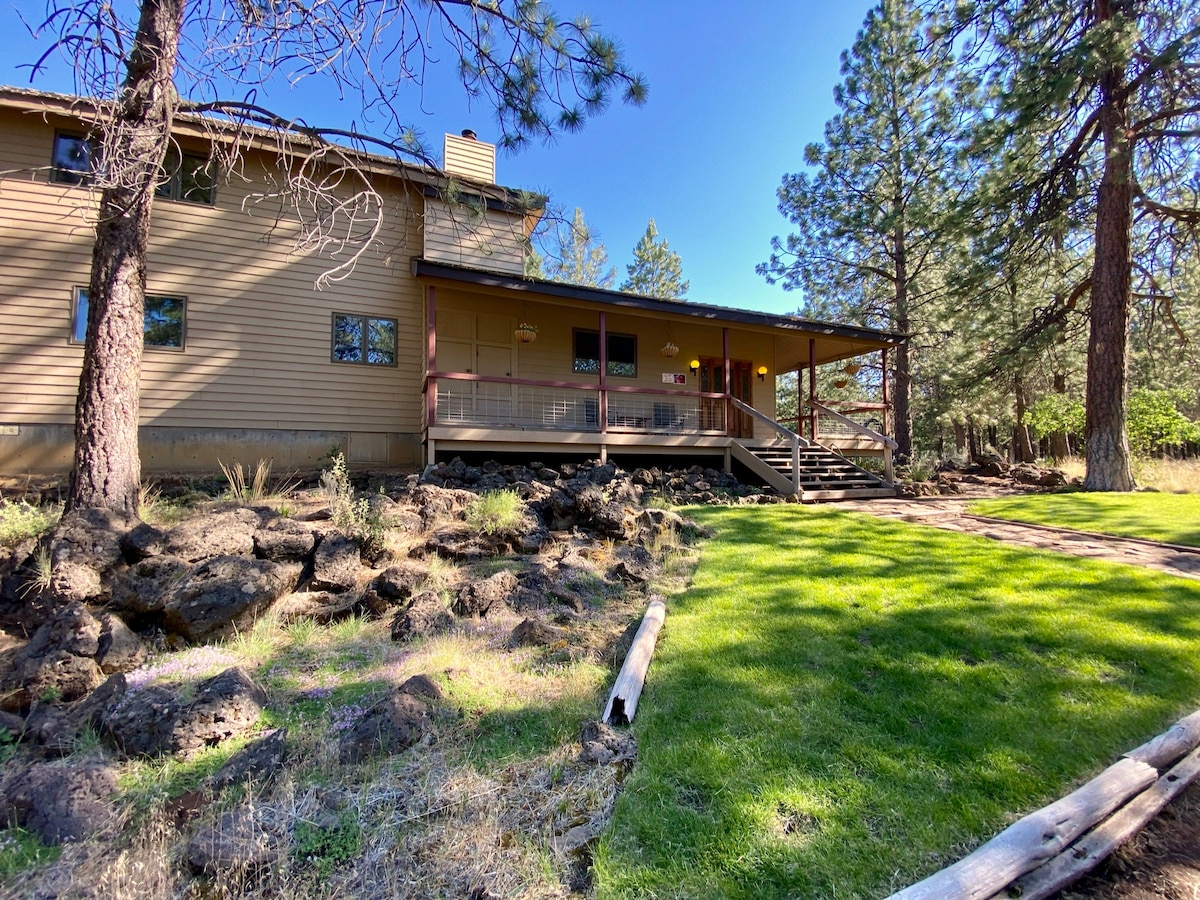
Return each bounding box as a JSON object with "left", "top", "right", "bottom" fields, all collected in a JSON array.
[{"left": 698, "top": 358, "right": 754, "bottom": 438}]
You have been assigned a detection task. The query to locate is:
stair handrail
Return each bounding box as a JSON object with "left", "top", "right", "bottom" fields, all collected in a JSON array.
[
  {"left": 807, "top": 400, "right": 899, "bottom": 450},
  {"left": 730, "top": 398, "right": 808, "bottom": 495}
]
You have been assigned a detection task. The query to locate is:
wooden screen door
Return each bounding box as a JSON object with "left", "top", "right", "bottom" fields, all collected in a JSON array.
[{"left": 699, "top": 358, "right": 754, "bottom": 437}]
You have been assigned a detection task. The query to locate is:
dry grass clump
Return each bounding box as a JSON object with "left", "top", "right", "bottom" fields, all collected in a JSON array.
[{"left": 1053, "top": 455, "right": 1200, "bottom": 493}]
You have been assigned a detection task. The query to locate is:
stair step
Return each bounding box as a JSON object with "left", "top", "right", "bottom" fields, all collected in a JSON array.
[{"left": 801, "top": 487, "right": 897, "bottom": 502}]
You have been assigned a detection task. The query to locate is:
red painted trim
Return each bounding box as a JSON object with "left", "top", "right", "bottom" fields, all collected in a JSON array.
[
  {"left": 427, "top": 371, "right": 725, "bottom": 399},
  {"left": 881, "top": 347, "right": 890, "bottom": 434},
  {"left": 808, "top": 337, "right": 818, "bottom": 439},
  {"left": 426, "top": 286, "right": 437, "bottom": 428},
  {"left": 598, "top": 311, "right": 608, "bottom": 435}
]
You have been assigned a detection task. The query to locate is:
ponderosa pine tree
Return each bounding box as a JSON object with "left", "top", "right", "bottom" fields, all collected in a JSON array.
[
  {"left": 546, "top": 207, "right": 617, "bottom": 288},
  {"left": 946, "top": 0, "right": 1200, "bottom": 490},
  {"left": 28, "top": 0, "right": 645, "bottom": 516},
  {"left": 621, "top": 218, "right": 690, "bottom": 299},
  {"left": 758, "top": 0, "right": 970, "bottom": 460}
]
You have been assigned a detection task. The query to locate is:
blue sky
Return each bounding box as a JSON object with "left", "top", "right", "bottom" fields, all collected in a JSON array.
[{"left": 1, "top": 1, "right": 877, "bottom": 315}]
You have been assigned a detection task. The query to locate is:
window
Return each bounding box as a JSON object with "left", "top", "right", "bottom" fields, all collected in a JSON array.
[
  {"left": 155, "top": 148, "right": 216, "bottom": 204},
  {"left": 51, "top": 133, "right": 98, "bottom": 185},
  {"left": 71, "top": 288, "right": 186, "bottom": 350},
  {"left": 332, "top": 314, "right": 397, "bottom": 366},
  {"left": 573, "top": 329, "right": 637, "bottom": 377}
]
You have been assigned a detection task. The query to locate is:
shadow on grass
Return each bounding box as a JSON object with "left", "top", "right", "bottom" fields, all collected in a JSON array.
[{"left": 598, "top": 507, "right": 1200, "bottom": 900}]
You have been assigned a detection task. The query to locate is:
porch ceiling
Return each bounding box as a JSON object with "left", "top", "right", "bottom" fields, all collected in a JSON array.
[{"left": 412, "top": 259, "right": 905, "bottom": 367}]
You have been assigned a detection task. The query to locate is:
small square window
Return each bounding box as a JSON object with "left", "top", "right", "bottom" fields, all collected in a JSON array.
[
  {"left": 573, "top": 329, "right": 637, "bottom": 377},
  {"left": 332, "top": 314, "right": 397, "bottom": 366},
  {"left": 72, "top": 288, "right": 186, "bottom": 349},
  {"left": 51, "top": 133, "right": 98, "bottom": 185},
  {"left": 156, "top": 147, "right": 216, "bottom": 204}
]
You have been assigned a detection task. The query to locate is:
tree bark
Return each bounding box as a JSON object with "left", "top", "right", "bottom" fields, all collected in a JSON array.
[
  {"left": 66, "top": 0, "right": 187, "bottom": 516},
  {"left": 1049, "top": 373, "right": 1071, "bottom": 461},
  {"left": 1083, "top": 0, "right": 1135, "bottom": 492},
  {"left": 892, "top": 218, "right": 913, "bottom": 462},
  {"left": 1013, "top": 373, "right": 1035, "bottom": 463}
]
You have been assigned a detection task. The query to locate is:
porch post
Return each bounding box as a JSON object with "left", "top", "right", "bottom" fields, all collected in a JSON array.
[
  {"left": 598, "top": 311, "right": 608, "bottom": 435},
  {"left": 808, "top": 338, "right": 818, "bottom": 440},
  {"left": 723, "top": 327, "right": 731, "bottom": 437},
  {"left": 425, "top": 286, "right": 437, "bottom": 466},
  {"left": 881, "top": 346, "right": 893, "bottom": 484}
]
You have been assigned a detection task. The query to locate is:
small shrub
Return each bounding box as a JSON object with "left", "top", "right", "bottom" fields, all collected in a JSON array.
[
  {"left": 319, "top": 453, "right": 389, "bottom": 555},
  {"left": 0, "top": 500, "right": 58, "bottom": 549},
  {"left": 464, "top": 489, "right": 525, "bottom": 535},
  {"left": 0, "top": 828, "right": 61, "bottom": 880},
  {"left": 292, "top": 808, "right": 361, "bottom": 875},
  {"left": 18, "top": 546, "right": 53, "bottom": 599}
]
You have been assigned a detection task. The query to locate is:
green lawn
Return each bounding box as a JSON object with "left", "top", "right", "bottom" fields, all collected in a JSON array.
[
  {"left": 970, "top": 492, "right": 1200, "bottom": 547},
  {"left": 594, "top": 506, "right": 1200, "bottom": 899}
]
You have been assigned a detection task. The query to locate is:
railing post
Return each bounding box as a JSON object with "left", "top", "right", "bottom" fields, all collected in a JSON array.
[
  {"left": 723, "top": 328, "right": 732, "bottom": 436},
  {"left": 425, "top": 286, "right": 437, "bottom": 429},
  {"left": 884, "top": 445, "right": 895, "bottom": 486},
  {"left": 808, "top": 338, "right": 818, "bottom": 440},
  {"left": 791, "top": 433, "right": 801, "bottom": 496},
  {"left": 599, "top": 311, "right": 608, "bottom": 434}
]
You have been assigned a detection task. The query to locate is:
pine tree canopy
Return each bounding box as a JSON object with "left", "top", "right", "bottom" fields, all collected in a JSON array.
[{"left": 620, "top": 218, "right": 690, "bottom": 299}]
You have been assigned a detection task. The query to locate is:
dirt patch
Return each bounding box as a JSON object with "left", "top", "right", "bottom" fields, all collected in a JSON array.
[{"left": 1056, "top": 779, "right": 1200, "bottom": 899}]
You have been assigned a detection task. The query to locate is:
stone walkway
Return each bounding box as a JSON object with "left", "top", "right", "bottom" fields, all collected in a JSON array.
[{"left": 836, "top": 495, "right": 1200, "bottom": 580}]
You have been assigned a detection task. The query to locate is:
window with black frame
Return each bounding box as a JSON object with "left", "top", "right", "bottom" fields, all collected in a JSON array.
[
  {"left": 573, "top": 329, "right": 637, "bottom": 377},
  {"left": 71, "top": 288, "right": 186, "bottom": 350},
  {"left": 332, "top": 314, "right": 397, "bottom": 366}
]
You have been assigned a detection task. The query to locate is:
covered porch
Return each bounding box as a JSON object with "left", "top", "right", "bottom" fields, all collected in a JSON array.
[{"left": 413, "top": 260, "right": 905, "bottom": 496}]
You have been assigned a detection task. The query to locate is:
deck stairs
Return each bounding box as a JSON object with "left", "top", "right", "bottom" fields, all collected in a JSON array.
[{"left": 730, "top": 441, "right": 896, "bottom": 502}]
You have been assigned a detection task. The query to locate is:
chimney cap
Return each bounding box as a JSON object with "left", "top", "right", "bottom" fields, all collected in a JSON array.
[{"left": 461, "top": 129, "right": 477, "bottom": 140}]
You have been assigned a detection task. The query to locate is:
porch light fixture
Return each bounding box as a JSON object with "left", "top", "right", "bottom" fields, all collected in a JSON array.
[
  {"left": 660, "top": 341, "right": 680, "bottom": 358},
  {"left": 757, "top": 365, "right": 768, "bottom": 382},
  {"left": 689, "top": 359, "right": 700, "bottom": 374},
  {"left": 843, "top": 362, "right": 861, "bottom": 376}
]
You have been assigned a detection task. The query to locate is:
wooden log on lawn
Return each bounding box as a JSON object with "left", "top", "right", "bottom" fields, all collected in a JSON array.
[
  {"left": 988, "top": 746, "right": 1200, "bottom": 900},
  {"left": 1124, "top": 708, "right": 1200, "bottom": 770},
  {"left": 885, "top": 756, "right": 1158, "bottom": 900},
  {"left": 602, "top": 599, "right": 666, "bottom": 726}
]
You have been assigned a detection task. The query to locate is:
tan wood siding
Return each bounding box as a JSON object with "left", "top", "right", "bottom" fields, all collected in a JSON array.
[
  {"left": 0, "top": 110, "right": 427, "bottom": 436},
  {"left": 422, "top": 199, "right": 526, "bottom": 275},
  {"left": 443, "top": 133, "right": 496, "bottom": 183}
]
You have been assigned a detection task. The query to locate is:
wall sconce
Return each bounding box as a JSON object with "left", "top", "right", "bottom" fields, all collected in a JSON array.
[
  {"left": 689, "top": 359, "right": 700, "bottom": 375},
  {"left": 757, "top": 365, "right": 768, "bottom": 382}
]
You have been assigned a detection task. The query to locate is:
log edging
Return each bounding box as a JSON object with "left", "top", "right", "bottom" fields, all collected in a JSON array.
[
  {"left": 602, "top": 598, "right": 666, "bottom": 726},
  {"left": 887, "top": 707, "right": 1200, "bottom": 900}
]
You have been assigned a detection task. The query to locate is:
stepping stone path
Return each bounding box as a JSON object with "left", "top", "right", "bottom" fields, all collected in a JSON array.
[{"left": 837, "top": 496, "right": 1200, "bottom": 580}]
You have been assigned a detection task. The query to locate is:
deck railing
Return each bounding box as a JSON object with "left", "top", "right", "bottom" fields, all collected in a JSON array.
[
  {"left": 807, "top": 399, "right": 897, "bottom": 483},
  {"left": 429, "top": 372, "right": 728, "bottom": 434}
]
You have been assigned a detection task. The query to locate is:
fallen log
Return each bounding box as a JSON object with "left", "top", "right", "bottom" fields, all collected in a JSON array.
[
  {"left": 1124, "top": 708, "right": 1200, "bottom": 770},
  {"left": 602, "top": 599, "right": 666, "bottom": 726},
  {"left": 990, "top": 746, "right": 1200, "bottom": 900},
  {"left": 885, "top": 757, "right": 1158, "bottom": 900}
]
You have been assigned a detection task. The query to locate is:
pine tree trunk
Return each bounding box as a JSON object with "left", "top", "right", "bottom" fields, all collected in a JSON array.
[
  {"left": 1083, "top": 0, "right": 1135, "bottom": 492},
  {"left": 1013, "top": 374, "right": 1035, "bottom": 463},
  {"left": 892, "top": 219, "right": 913, "bottom": 462},
  {"left": 66, "top": 0, "right": 187, "bottom": 516},
  {"left": 1050, "top": 372, "right": 1071, "bottom": 461}
]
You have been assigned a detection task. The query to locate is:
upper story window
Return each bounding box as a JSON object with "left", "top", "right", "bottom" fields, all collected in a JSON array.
[
  {"left": 51, "top": 133, "right": 98, "bottom": 185},
  {"left": 573, "top": 329, "right": 637, "bottom": 378},
  {"left": 155, "top": 148, "right": 217, "bottom": 204},
  {"left": 71, "top": 288, "right": 187, "bottom": 350},
  {"left": 332, "top": 314, "right": 397, "bottom": 366},
  {"left": 51, "top": 133, "right": 216, "bottom": 205}
]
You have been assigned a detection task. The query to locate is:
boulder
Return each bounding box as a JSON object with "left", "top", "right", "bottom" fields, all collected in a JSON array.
[
  {"left": 109, "top": 554, "right": 193, "bottom": 615},
  {"left": 208, "top": 728, "right": 288, "bottom": 791},
  {"left": 610, "top": 545, "right": 656, "bottom": 584},
  {"left": 372, "top": 561, "right": 430, "bottom": 601},
  {"left": 510, "top": 618, "right": 568, "bottom": 648},
  {"left": 253, "top": 518, "right": 319, "bottom": 562},
  {"left": 309, "top": 534, "right": 362, "bottom": 593},
  {"left": 0, "top": 759, "right": 118, "bottom": 844},
  {"left": 107, "top": 666, "right": 268, "bottom": 758},
  {"left": 274, "top": 590, "right": 365, "bottom": 625},
  {"left": 410, "top": 485, "right": 477, "bottom": 527},
  {"left": 0, "top": 709, "right": 24, "bottom": 737},
  {"left": 1011, "top": 464, "right": 1068, "bottom": 487},
  {"left": 95, "top": 612, "right": 146, "bottom": 674},
  {"left": 120, "top": 521, "right": 167, "bottom": 561},
  {"left": 48, "top": 561, "right": 104, "bottom": 604},
  {"left": 50, "top": 507, "right": 130, "bottom": 577},
  {"left": 338, "top": 690, "right": 430, "bottom": 764},
  {"left": 390, "top": 591, "right": 454, "bottom": 642},
  {"left": 423, "top": 527, "right": 510, "bottom": 561},
  {"left": 163, "top": 556, "right": 297, "bottom": 641},
  {"left": 452, "top": 570, "right": 519, "bottom": 617},
  {"left": 38, "top": 673, "right": 128, "bottom": 756},
  {"left": 187, "top": 806, "right": 281, "bottom": 876},
  {"left": 0, "top": 602, "right": 104, "bottom": 711},
  {"left": 163, "top": 507, "right": 263, "bottom": 562},
  {"left": 397, "top": 673, "right": 443, "bottom": 701}
]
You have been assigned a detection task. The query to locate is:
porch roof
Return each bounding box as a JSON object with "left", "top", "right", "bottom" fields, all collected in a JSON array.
[{"left": 411, "top": 258, "right": 907, "bottom": 369}]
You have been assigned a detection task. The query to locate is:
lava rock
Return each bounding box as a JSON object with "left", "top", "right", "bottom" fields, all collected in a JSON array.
[
  {"left": 0, "top": 759, "right": 118, "bottom": 844},
  {"left": 187, "top": 806, "right": 280, "bottom": 876},
  {"left": 208, "top": 728, "right": 288, "bottom": 791},
  {"left": 163, "top": 508, "right": 263, "bottom": 562},
  {"left": 390, "top": 591, "right": 454, "bottom": 642},
  {"left": 163, "top": 556, "right": 297, "bottom": 641},
  {"left": 0, "top": 602, "right": 104, "bottom": 711},
  {"left": 309, "top": 534, "right": 362, "bottom": 593},
  {"left": 338, "top": 690, "right": 430, "bottom": 764},
  {"left": 453, "top": 570, "right": 519, "bottom": 617},
  {"left": 373, "top": 561, "right": 430, "bottom": 602},
  {"left": 252, "top": 518, "right": 319, "bottom": 562},
  {"left": 95, "top": 612, "right": 146, "bottom": 675},
  {"left": 109, "top": 554, "right": 193, "bottom": 615},
  {"left": 510, "top": 618, "right": 568, "bottom": 648}
]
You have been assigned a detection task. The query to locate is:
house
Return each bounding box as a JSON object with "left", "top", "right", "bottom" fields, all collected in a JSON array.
[{"left": 0, "top": 87, "right": 905, "bottom": 499}]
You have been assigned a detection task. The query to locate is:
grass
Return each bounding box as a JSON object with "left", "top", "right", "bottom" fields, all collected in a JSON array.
[
  {"left": 970, "top": 492, "right": 1200, "bottom": 547},
  {"left": 594, "top": 506, "right": 1200, "bottom": 900},
  {"left": 0, "top": 499, "right": 59, "bottom": 548},
  {"left": 464, "top": 489, "right": 526, "bottom": 535},
  {"left": 1054, "top": 455, "right": 1200, "bottom": 493},
  {"left": 0, "top": 829, "right": 61, "bottom": 880}
]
